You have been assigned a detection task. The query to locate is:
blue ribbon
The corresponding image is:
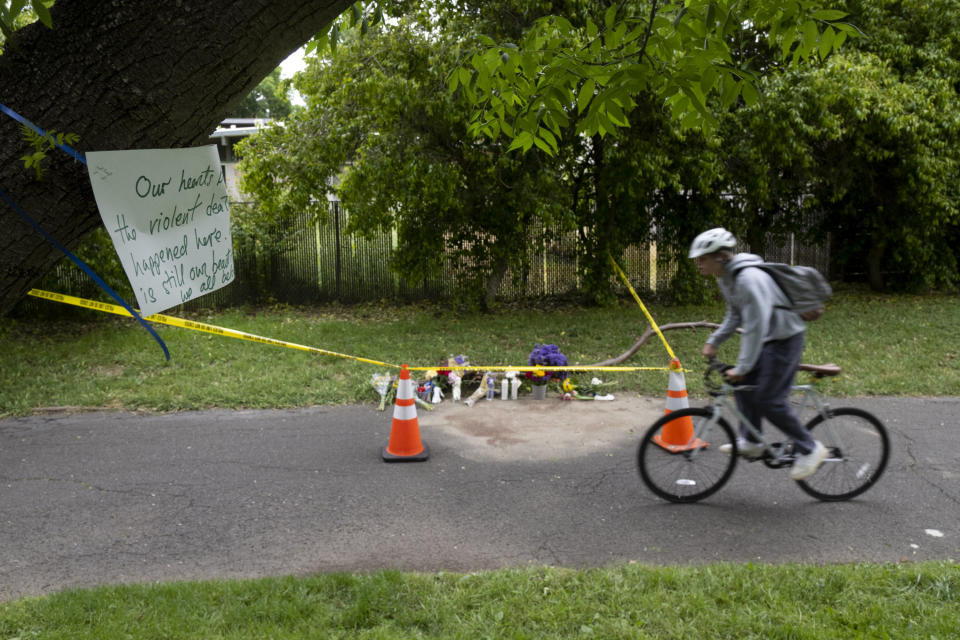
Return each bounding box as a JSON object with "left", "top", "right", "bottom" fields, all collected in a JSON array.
[
  {"left": 1, "top": 103, "right": 87, "bottom": 163},
  {"left": 1, "top": 103, "right": 170, "bottom": 360}
]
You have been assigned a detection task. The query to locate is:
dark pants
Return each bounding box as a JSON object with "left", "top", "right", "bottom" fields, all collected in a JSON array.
[{"left": 736, "top": 332, "right": 816, "bottom": 455}]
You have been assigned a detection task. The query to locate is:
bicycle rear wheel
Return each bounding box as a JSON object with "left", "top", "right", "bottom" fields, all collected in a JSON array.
[
  {"left": 795, "top": 407, "right": 890, "bottom": 501},
  {"left": 637, "top": 408, "right": 737, "bottom": 503}
]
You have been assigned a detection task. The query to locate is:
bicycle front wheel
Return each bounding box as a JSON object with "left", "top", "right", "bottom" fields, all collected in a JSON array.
[
  {"left": 637, "top": 408, "right": 737, "bottom": 503},
  {"left": 795, "top": 407, "right": 890, "bottom": 501}
]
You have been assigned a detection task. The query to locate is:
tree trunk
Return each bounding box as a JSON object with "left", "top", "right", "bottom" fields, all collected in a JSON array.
[
  {"left": 744, "top": 217, "right": 767, "bottom": 258},
  {"left": 0, "top": 0, "right": 354, "bottom": 316},
  {"left": 867, "top": 234, "right": 885, "bottom": 291},
  {"left": 483, "top": 254, "right": 509, "bottom": 310}
]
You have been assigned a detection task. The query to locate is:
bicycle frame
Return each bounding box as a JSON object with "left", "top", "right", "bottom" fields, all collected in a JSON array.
[{"left": 692, "top": 382, "right": 834, "bottom": 463}]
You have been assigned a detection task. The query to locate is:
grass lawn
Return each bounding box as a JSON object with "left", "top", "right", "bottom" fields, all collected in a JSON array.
[
  {"left": 2, "top": 289, "right": 958, "bottom": 416},
  {"left": 1, "top": 563, "right": 958, "bottom": 639},
  {"left": 1, "top": 289, "right": 958, "bottom": 635}
]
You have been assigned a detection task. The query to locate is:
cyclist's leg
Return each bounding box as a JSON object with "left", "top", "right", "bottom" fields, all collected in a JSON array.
[
  {"left": 751, "top": 333, "right": 817, "bottom": 455},
  {"left": 734, "top": 383, "right": 763, "bottom": 443}
]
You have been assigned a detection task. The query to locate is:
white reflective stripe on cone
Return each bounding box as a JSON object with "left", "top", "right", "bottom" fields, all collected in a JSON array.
[
  {"left": 393, "top": 403, "right": 418, "bottom": 421},
  {"left": 396, "top": 377, "right": 414, "bottom": 398}
]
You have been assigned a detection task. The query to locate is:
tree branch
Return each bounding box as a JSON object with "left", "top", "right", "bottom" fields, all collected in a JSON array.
[{"left": 586, "top": 320, "right": 741, "bottom": 366}]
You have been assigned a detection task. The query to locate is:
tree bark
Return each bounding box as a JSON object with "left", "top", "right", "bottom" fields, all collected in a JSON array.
[
  {"left": 0, "top": 0, "right": 354, "bottom": 316},
  {"left": 867, "top": 234, "right": 885, "bottom": 291}
]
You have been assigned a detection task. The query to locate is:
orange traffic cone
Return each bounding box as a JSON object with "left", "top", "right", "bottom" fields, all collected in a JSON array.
[
  {"left": 382, "top": 364, "right": 429, "bottom": 462},
  {"left": 653, "top": 360, "right": 704, "bottom": 452}
]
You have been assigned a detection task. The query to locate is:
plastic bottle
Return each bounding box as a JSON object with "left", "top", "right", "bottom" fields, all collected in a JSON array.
[{"left": 501, "top": 377, "right": 509, "bottom": 400}]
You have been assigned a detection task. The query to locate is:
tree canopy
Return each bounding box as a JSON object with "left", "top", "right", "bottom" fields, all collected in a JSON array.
[
  {"left": 231, "top": 68, "right": 294, "bottom": 120},
  {"left": 457, "top": 0, "right": 857, "bottom": 152},
  {"left": 720, "top": 0, "right": 960, "bottom": 290},
  {"left": 238, "top": 0, "right": 960, "bottom": 301},
  {"left": 239, "top": 12, "right": 565, "bottom": 308}
]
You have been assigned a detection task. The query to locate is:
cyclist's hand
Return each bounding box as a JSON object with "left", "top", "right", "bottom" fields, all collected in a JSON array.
[
  {"left": 701, "top": 343, "right": 718, "bottom": 359},
  {"left": 724, "top": 368, "right": 744, "bottom": 383}
]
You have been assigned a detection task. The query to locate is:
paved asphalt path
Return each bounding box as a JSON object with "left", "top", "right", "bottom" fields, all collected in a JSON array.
[{"left": 1, "top": 396, "right": 958, "bottom": 601}]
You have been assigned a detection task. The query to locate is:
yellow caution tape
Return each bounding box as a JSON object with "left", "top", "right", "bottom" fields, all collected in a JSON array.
[
  {"left": 407, "top": 365, "right": 670, "bottom": 372},
  {"left": 28, "top": 289, "right": 400, "bottom": 367},
  {"left": 608, "top": 256, "right": 679, "bottom": 364},
  {"left": 28, "top": 288, "right": 675, "bottom": 373}
]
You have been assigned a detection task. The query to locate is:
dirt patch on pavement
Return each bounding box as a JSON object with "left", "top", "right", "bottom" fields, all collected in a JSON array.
[{"left": 418, "top": 395, "right": 664, "bottom": 462}]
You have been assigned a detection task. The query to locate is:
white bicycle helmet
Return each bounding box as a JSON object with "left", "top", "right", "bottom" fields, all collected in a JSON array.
[{"left": 688, "top": 227, "right": 737, "bottom": 258}]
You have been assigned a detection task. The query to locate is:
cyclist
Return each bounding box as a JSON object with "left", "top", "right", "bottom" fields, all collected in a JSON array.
[{"left": 689, "top": 227, "right": 827, "bottom": 480}]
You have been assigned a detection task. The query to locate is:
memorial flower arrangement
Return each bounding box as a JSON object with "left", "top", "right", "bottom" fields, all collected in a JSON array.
[
  {"left": 561, "top": 376, "right": 615, "bottom": 401},
  {"left": 526, "top": 343, "right": 569, "bottom": 385}
]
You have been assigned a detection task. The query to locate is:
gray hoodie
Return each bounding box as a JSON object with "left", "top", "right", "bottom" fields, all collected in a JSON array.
[{"left": 707, "top": 253, "right": 807, "bottom": 375}]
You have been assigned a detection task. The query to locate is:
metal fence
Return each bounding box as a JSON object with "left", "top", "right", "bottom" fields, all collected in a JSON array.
[{"left": 20, "top": 201, "right": 830, "bottom": 314}]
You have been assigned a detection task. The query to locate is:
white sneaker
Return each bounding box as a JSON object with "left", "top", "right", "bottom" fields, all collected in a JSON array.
[
  {"left": 719, "top": 437, "right": 765, "bottom": 459},
  {"left": 790, "top": 441, "right": 828, "bottom": 480}
]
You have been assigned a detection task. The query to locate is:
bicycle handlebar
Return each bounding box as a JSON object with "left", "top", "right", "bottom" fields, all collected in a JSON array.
[{"left": 703, "top": 357, "right": 733, "bottom": 394}]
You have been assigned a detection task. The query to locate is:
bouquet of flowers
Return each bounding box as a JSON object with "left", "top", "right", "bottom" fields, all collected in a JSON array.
[
  {"left": 526, "top": 343, "right": 569, "bottom": 385},
  {"left": 562, "top": 376, "right": 615, "bottom": 401},
  {"left": 437, "top": 354, "right": 469, "bottom": 402},
  {"left": 371, "top": 372, "right": 394, "bottom": 411}
]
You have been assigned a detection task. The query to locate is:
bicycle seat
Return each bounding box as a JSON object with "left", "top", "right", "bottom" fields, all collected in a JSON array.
[{"left": 798, "top": 363, "right": 842, "bottom": 377}]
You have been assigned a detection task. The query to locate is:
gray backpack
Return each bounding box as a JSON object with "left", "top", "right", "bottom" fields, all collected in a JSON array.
[{"left": 733, "top": 263, "right": 832, "bottom": 321}]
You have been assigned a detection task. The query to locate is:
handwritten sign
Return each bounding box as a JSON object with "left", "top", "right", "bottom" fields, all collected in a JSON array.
[{"left": 86, "top": 146, "right": 234, "bottom": 317}]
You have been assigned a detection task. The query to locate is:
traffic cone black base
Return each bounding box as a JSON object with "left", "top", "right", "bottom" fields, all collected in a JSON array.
[{"left": 382, "top": 443, "right": 430, "bottom": 463}]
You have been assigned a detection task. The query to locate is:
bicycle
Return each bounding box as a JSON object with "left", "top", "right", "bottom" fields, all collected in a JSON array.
[{"left": 637, "top": 359, "right": 890, "bottom": 503}]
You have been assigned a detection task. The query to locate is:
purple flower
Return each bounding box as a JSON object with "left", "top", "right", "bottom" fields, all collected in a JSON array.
[{"left": 527, "top": 343, "right": 569, "bottom": 384}]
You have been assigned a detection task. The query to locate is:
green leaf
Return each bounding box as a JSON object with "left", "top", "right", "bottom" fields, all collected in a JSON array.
[
  {"left": 781, "top": 28, "right": 797, "bottom": 61},
  {"left": 9, "top": 1, "right": 28, "bottom": 21},
  {"left": 577, "top": 78, "right": 595, "bottom": 114},
  {"left": 538, "top": 127, "right": 558, "bottom": 151},
  {"left": 604, "top": 101, "right": 629, "bottom": 128},
  {"left": 458, "top": 67, "right": 472, "bottom": 90},
  {"left": 604, "top": 5, "right": 617, "bottom": 31},
  {"left": 31, "top": 0, "right": 52, "bottom": 28},
  {"left": 802, "top": 20, "right": 818, "bottom": 47},
  {"left": 507, "top": 131, "right": 533, "bottom": 152},
  {"left": 741, "top": 80, "right": 759, "bottom": 107},
  {"left": 719, "top": 75, "right": 739, "bottom": 110},
  {"left": 476, "top": 67, "right": 491, "bottom": 92},
  {"left": 533, "top": 135, "right": 553, "bottom": 155},
  {"left": 305, "top": 36, "right": 321, "bottom": 56},
  {"left": 520, "top": 53, "right": 537, "bottom": 79},
  {"left": 818, "top": 26, "right": 835, "bottom": 59},
  {"left": 811, "top": 10, "right": 847, "bottom": 21},
  {"left": 700, "top": 66, "right": 719, "bottom": 95},
  {"left": 329, "top": 24, "right": 340, "bottom": 53},
  {"left": 586, "top": 17, "right": 598, "bottom": 40},
  {"left": 23, "top": 150, "right": 45, "bottom": 167}
]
